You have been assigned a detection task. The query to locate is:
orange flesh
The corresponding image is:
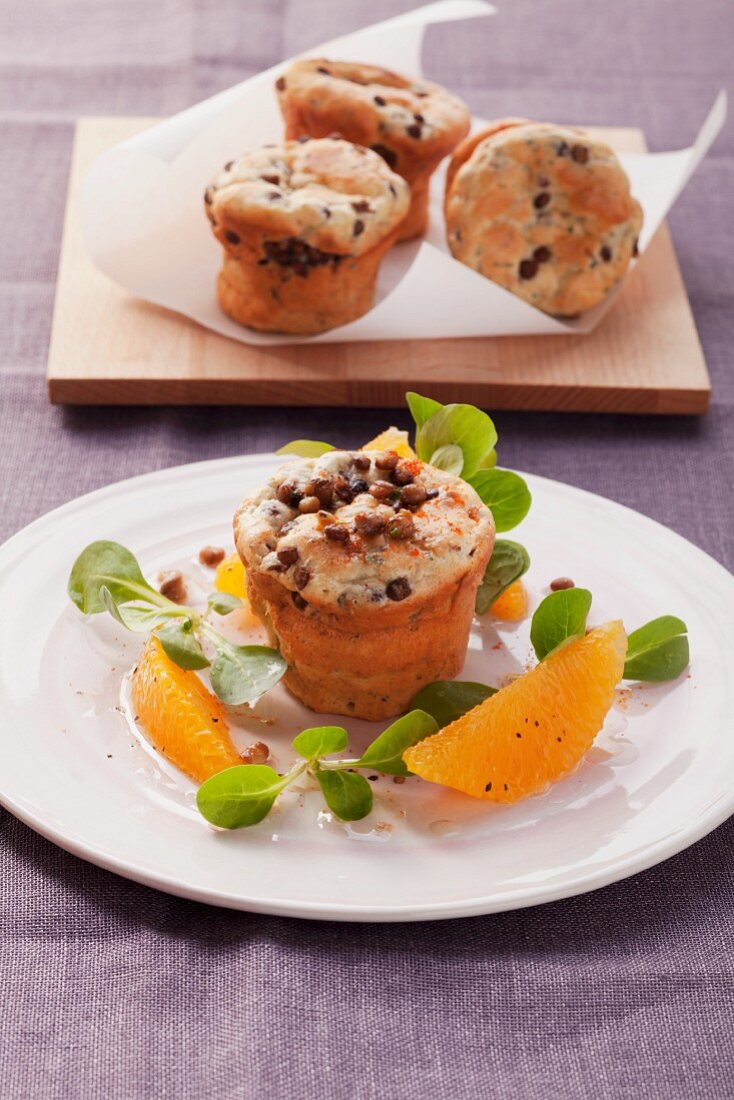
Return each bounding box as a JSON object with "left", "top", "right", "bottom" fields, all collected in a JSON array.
[
  {"left": 491, "top": 579, "right": 529, "bottom": 621},
  {"left": 361, "top": 427, "right": 416, "bottom": 458},
  {"left": 130, "top": 636, "right": 240, "bottom": 783},
  {"left": 214, "top": 553, "right": 261, "bottom": 629},
  {"left": 214, "top": 553, "right": 247, "bottom": 598},
  {"left": 404, "top": 621, "right": 626, "bottom": 803}
]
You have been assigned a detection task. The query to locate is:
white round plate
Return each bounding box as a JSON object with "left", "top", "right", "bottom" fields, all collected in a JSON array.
[{"left": 0, "top": 455, "right": 732, "bottom": 921}]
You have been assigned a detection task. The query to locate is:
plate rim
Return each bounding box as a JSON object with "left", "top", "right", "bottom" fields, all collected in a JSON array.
[{"left": 1, "top": 452, "right": 733, "bottom": 922}]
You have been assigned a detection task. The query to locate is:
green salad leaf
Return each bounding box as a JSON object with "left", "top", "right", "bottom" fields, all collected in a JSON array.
[
  {"left": 158, "top": 621, "right": 210, "bottom": 670},
  {"left": 68, "top": 541, "right": 286, "bottom": 707},
  {"left": 68, "top": 540, "right": 162, "bottom": 614},
  {"left": 468, "top": 469, "right": 532, "bottom": 532},
  {"left": 276, "top": 440, "right": 335, "bottom": 458},
  {"left": 410, "top": 681, "right": 496, "bottom": 728},
  {"left": 405, "top": 391, "right": 442, "bottom": 429},
  {"left": 476, "top": 448, "right": 498, "bottom": 470},
  {"left": 209, "top": 642, "right": 287, "bottom": 706},
  {"left": 100, "top": 586, "right": 179, "bottom": 632},
  {"left": 356, "top": 709, "right": 438, "bottom": 777},
  {"left": 476, "top": 540, "right": 531, "bottom": 614},
  {"left": 315, "top": 768, "right": 373, "bottom": 821},
  {"left": 530, "top": 588, "right": 592, "bottom": 661},
  {"left": 292, "top": 726, "right": 348, "bottom": 759},
  {"left": 428, "top": 443, "right": 464, "bottom": 476},
  {"left": 624, "top": 616, "right": 689, "bottom": 682},
  {"left": 207, "top": 592, "right": 243, "bottom": 616},
  {"left": 197, "top": 765, "right": 288, "bottom": 829},
  {"left": 413, "top": 401, "right": 498, "bottom": 479}
]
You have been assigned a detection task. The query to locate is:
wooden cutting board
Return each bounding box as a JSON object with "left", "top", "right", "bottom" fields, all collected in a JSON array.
[{"left": 47, "top": 117, "right": 710, "bottom": 413}]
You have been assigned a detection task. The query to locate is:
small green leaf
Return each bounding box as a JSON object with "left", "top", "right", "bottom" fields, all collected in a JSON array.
[
  {"left": 316, "top": 768, "right": 373, "bottom": 821},
  {"left": 292, "top": 726, "right": 348, "bottom": 759},
  {"left": 475, "top": 540, "right": 531, "bottom": 614},
  {"left": 209, "top": 643, "right": 286, "bottom": 705},
  {"left": 476, "top": 448, "right": 497, "bottom": 470},
  {"left": 68, "top": 540, "right": 160, "bottom": 614},
  {"left": 196, "top": 765, "right": 283, "bottom": 829},
  {"left": 100, "top": 587, "right": 178, "bottom": 632},
  {"left": 624, "top": 616, "right": 689, "bottom": 682},
  {"left": 415, "top": 403, "right": 498, "bottom": 479},
  {"left": 207, "top": 591, "right": 243, "bottom": 615},
  {"left": 406, "top": 391, "right": 442, "bottom": 430},
  {"left": 158, "top": 621, "right": 210, "bottom": 670},
  {"left": 356, "top": 709, "right": 439, "bottom": 777},
  {"left": 468, "top": 469, "right": 532, "bottom": 532},
  {"left": 429, "top": 443, "right": 464, "bottom": 476},
  {"left": 410, "top": 681, "right": 496, "bottom": 728},
  {"left": 276, "top": 440, "right": 335, "bottom": 458},
  {"left": 530, "top": 588, "right": 592, "bottom": 662}
]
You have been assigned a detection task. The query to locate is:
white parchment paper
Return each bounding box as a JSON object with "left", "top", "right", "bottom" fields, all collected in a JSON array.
[{"left": 81, "top": 0, "right": 727, "bottom": 345}]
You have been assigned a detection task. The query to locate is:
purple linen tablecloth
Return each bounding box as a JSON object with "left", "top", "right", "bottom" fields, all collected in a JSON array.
[{"left": 2, "top": 1, "right": 733, "bottom": 1096}]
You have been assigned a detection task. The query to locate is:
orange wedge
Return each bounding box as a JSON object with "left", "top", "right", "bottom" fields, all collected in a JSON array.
[
  {"left": 404, "top": 621, "right": 626, "bottom": 803},
  {"left": 214, "top": 553, "right": 247, "bottom": 599},
  {"left": 491, "top": 579, "right": 529, "bottom": 622},
  {"left": 214, "top": 553, "right": 261, "bottom": 629},
  {"left": 131, "top": 636, "right": 240, "bottom": 782},
  {"left": 361, "top": 426, "right": 415, "bottom": 458}
]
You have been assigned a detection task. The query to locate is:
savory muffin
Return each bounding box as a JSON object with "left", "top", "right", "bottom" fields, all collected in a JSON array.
[
  {"left": 445, "top": 120, "right": 643, "bottom": 316},
  {"left": 234, "top": 450, "right": 495, "bottom": 721},
  {"left": 205, "top": 137, "right": 409, "bottom": 334},
  {"left": 276, "top": 59, "right": 471, "bottom": 241}
]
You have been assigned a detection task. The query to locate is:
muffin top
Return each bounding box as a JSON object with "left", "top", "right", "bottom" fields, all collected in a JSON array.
[
  {"left": 276, "top": 59, "right": 471, "bottom": 170},
  {"left": 234, "top": 450, "right": 494, "bottom": 612},
  {"left": 205, "top": 137, "right": 409, "bottom": 260},
  {"left": 445, "top": 120, "right": 643, "bottom": 316}
]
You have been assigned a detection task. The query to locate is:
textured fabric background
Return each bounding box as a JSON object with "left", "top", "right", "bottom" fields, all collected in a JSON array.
[{"left": 1, "top": 1, "right": 733, "bottom": 1097}]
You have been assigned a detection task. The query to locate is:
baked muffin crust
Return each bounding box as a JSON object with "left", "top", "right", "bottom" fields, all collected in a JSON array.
[
  {"left": 445, "top": 121, "right": 643, "bottom": 316},
  {"left": 207, "top": 138, "right": 409, "bottom": 259},
  {"left": 205, "top": 138, "right": 409, "bottom": 333},
  {"left": 276, "top": 59, "right": 470, "bottom": 240}
]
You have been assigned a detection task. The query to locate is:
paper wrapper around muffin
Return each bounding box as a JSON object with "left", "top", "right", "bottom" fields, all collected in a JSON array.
[
  {"left": 233, "top": 450, "right": 495, "bottom": 722},
  {"left": 243, "top": 546, "right": 491, "bottom": 721}
]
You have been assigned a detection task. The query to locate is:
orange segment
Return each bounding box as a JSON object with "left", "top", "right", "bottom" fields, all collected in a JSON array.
[
  {"left": 491, "top": 579, "right": 529, "bottom": 621},
  {"left": 214, "top": 553, "right": 247, "bottom": 598},
  {"left": 404, "top": 621, "right": 626, "bottom": 803},
  {"left": 361, "top": 426, "right": 415, "bottom": 458},
  {"left": 214, "top": 553, "right": 261, "bottom": 629},
  {"left": 131, "top": 636, "right": 240, "bottom": 783}
]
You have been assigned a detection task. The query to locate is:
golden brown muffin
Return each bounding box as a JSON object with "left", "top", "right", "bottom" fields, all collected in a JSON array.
[
  {"left": 205, "top": 137, "right": 409, "bottom": 334},
  {"left": 276, "top": 59, "right": 471, "bottom": 241},
  {"left": 445, "top": 120, "right": 643, "bottom": 317},
  {"left": 234, "top": 450, "right": 495, "bottom": 721}
]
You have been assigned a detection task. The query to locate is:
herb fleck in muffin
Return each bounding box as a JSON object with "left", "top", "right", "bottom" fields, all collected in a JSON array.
[
  {"left": 205, "top": 137, "right": 409, "bottom": 334},
  {"left": 445, "top": 119, "right": 643, "bottom": 317},
  {"left": 276, "top": 59, "right": 471, "bottom": 241},
  {"left": 234, "top": 450, "right": 495, "bottom": 721}
]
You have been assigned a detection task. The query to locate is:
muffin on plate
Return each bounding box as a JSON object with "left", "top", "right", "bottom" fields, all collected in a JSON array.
[
  {"left": 234, "top": 450, "right": 495, "bottom": 722},
  {"left": 445, "top": 119, "right": 643, "bottom": 317},
  {"left": 276, "top": 59, "right": 471, "bottom": 241},
  {"left": 205, "top": 137, "right": 409, "bottom": 334}
]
